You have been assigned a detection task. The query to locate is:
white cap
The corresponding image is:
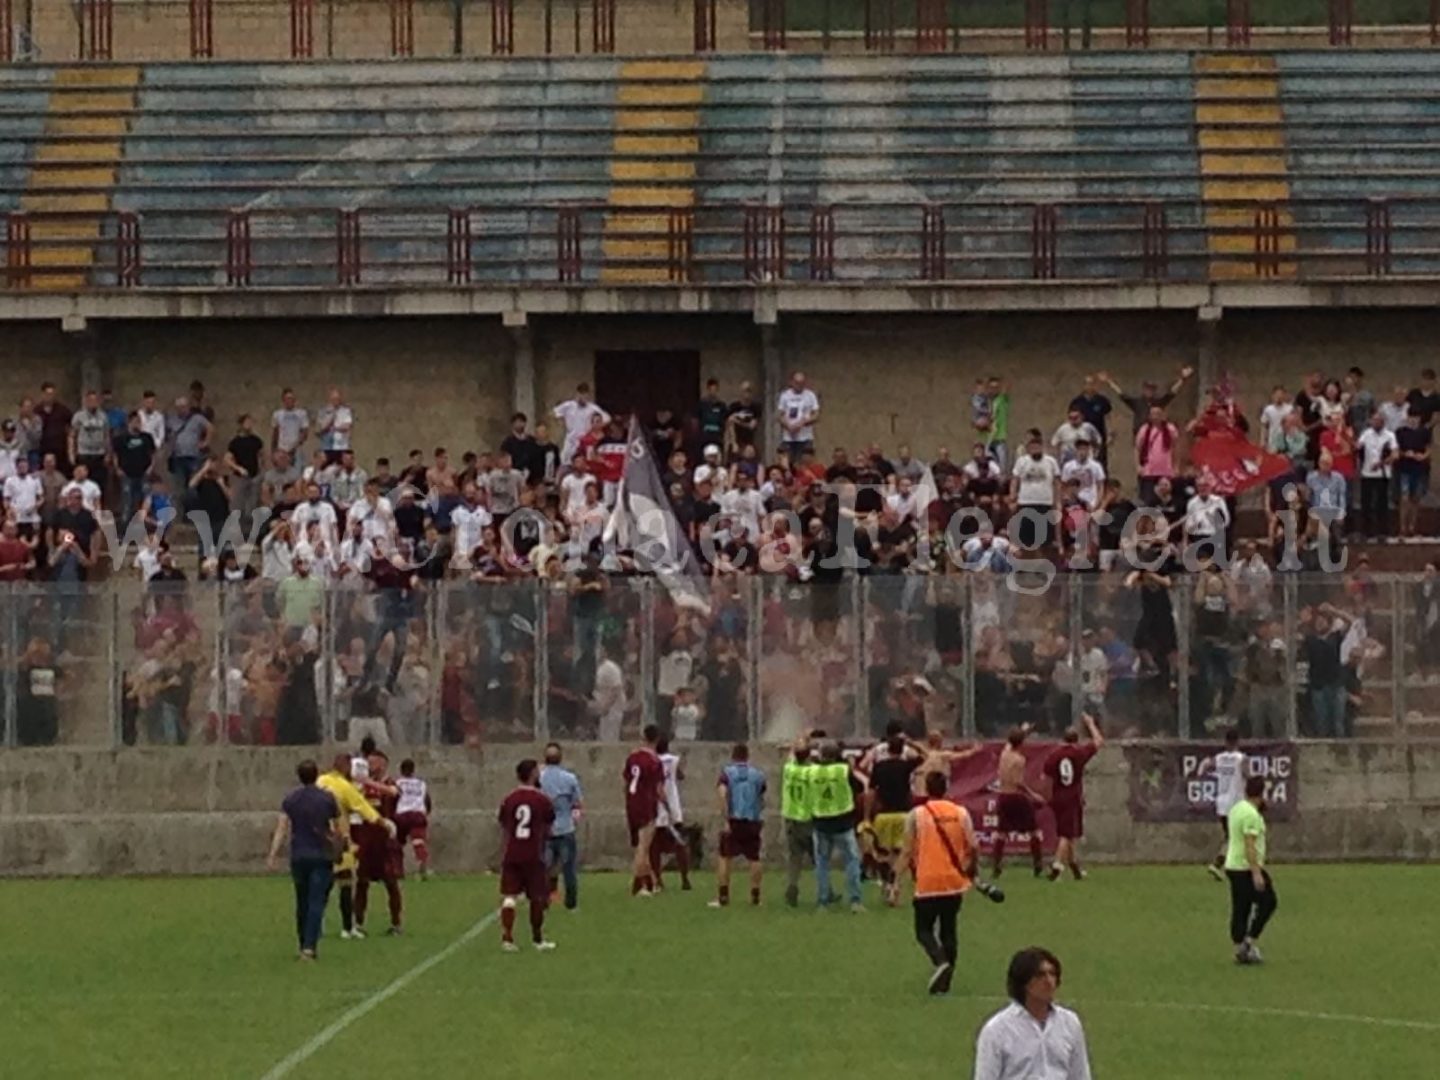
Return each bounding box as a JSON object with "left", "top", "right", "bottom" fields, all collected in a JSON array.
[{"left": 704, "top": 444, "right": 721, "bottom": 458}]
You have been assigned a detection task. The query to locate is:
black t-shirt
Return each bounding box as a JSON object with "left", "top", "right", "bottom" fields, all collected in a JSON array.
[
  {"left": 693, "top": 498, "right": 720, "bottom": 531},
  {"left": 871, "top": 755, "right": 919, "bottom": 815},
  {"left": 393, "top": 501, "right": 427, "bottom": 541},
  {"left": 113, "top": 432, "right": 156, "bottom": 479},
  {"left": 228, "top": 433, "right": 264, "bottom": 477},
  {"left": 1407, "top": 388, "right": 1440, "bottom": 426},
  {"left": 877, "top": 521, "right": 916, "bottom": 553},
  {"left": 51, "top": 507, "right": 98, "bottom": 552},
  {"left": 1070, "top": 393, "right": 1113, "bottom": 440},
  {"left": 1099, "top": 498, "right": 1135, "bottom": 550},
  {"left": 531, "top": 442, "right": 561, "bottom": 485},
  {"left": 501, "top": 434, "right": 536, "bottom": 478},
  {"left": 727, "top": 399, "right": 761, "bottom": 445},
  {"left": 825, "top": 463, "right": 857, "bottom": 483},
  {"left": 1305, "top": 630, "right": 1344, "bottom": 688},
  {"left": 697, "top": 398, "right": 728, "bottom": 441},
  {"left": 1397, "top": 425, "right": 1432, "bottom": 474}
]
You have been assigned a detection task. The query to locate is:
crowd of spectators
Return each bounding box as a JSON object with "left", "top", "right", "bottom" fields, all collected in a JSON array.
[{"left": 3, "top": 361, "right": 1438, "bottom": 749}]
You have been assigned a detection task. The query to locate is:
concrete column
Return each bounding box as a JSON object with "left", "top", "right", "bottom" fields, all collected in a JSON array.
[
  {"left": 1196, "top": 304, "right": 1223, "bottom": 395},
  {"left": 67, "top": 322, "right": 104, "bottom": 399},
  {"left": 760, "top": 319, "right": 783, "bottom": 460},
  {"left": 505, "top": 312, "right": 536, "bottom": 426}
]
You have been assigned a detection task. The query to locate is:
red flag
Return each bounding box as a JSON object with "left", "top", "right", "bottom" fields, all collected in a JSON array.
[{"left": 1189, "top": 429, "right": 1292, "bottom": 495}]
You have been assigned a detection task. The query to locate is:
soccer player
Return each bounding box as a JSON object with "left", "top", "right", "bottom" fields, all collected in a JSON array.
[
  {"left": 651, "top": 736, "right": 693, "bottom": 892},
  {"left": 317, "top": 753, "right": 389, "bottom": 940},
  {"left": 622, "top": 724, "right": 666, "bottom": 897},
  {"left": 709, "top": 743, "right": 766, "bottom": 908},
  {"left": 497, "top": 759, "right": 557, "bottom": 952},
  {"left": 913, "top": 731, "right": 982, "bottom": 802},
  {"left": 1043, "top": 712, "right": 1105, "bottom": 881},
  {"left": 1205, "top": 728, "right": 1246, "bottom": 881},
  {"left": 355, "top": 750, "right": 404, "bottom": 937},
  {"left": 993, "top": 726, "right": 1045, "bottom": 878},
  {"left": 869, "top": 732, "right": 922, "bottom": 906},
  {"left": 780, "top": 735, "right": 815, "bottom": 908},
  {"left": 539, "top": 742, "right": 583, "bottom": 910},
  {"left": 899, "top": 770, "right": 978, "bottom": 994},
  {"left": 393, "top": 758, "right": 432, "bottom": 880},
  {"left": 1225, "top": 775, "right": 1277, "bottom": 965}
]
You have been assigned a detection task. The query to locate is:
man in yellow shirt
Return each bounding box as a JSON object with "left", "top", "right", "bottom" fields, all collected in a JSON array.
[
  {"left": 318, "top": 754, "right": 393, "bottom": 941},
  {"left": 1225, "top": 775, "right": 1277, "bottom": 965}
]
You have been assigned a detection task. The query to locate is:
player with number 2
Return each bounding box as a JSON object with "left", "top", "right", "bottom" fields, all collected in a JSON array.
[{"left": 497, "top": 759, "right": 557, "bottom": 952}]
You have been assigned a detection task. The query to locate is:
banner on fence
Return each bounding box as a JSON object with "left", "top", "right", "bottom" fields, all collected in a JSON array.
[{"left": 1125, "top": 741, "right": 1299, "bottom": 822}]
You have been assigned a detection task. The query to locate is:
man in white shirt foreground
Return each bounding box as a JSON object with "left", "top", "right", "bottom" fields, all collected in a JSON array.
[{"left": 974, "top": 947, "right": 1092, "bottom": 1080}]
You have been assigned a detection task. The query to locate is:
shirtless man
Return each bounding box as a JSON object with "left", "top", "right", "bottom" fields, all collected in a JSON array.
[
  {"left": 912, "top": 731, "right": 983, "bottom": 802},
  {"left": 993, "top": 725, "right": 1046, "bottom": 878}
]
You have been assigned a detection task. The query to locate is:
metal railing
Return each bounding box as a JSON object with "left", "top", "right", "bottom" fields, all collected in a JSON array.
[
  {"left": 2, "top": 571, "right": 1435, "bottom": 749},
  {"left": 3, "top": 196, "right": 1440, "bottom": 290},
  {"left": 5, "top": 0, "right": 1440, "bottom": 63}
]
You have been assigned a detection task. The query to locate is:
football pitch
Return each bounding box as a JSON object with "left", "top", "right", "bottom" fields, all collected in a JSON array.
[{"left": 3, "top": 865, "right": 1436, "bottom": 1079}]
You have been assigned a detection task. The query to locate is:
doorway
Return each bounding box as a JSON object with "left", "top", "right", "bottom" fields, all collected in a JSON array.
[{"left": 593, "top": 350, "right": 700, "bottom": 425}]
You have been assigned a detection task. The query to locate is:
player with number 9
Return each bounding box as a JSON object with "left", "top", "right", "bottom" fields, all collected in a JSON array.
[
  {"left": 497, "top": 759, "right": 557, "bottom": 952},
  {"left": 623, "top": 725, "right": 667, "bottom": 897},
  {"left": 1042, "top": 711, "right": 1105, "bottom": 881}
]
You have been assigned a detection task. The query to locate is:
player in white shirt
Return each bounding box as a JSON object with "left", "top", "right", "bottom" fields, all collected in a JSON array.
[
  {"left": 651, "top": 737, "right": 693, "bottom": 891},
  {"left": 1258, "top": 386, "right": 1294, "bottom": 447},
  {"left": 552, "top": 383, "right": 609, "bottom": 466},
  {"left": 1059, "top": 441, "right": 1106, "bottom": 511},
  {"left": 394, "top": 758, "right": 433, "bottom": 879},
  {"left": 1204, "top": 728, "right": 1246, "bottom": 881}
]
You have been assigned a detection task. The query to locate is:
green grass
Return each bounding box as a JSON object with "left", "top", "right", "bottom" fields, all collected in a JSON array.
[
  {"left": 2, "top": 866, "right": 1438, "bottom": 1079},
  {"left": 771, "top": 0, "right": 1437, "bottom": 32}
]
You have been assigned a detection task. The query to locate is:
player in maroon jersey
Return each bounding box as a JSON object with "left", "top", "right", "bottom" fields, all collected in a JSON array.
[
  {"left": 1042, "top": 711, "right": 1105, "bottom": 881},
  {"left": 497, "top": 759, "right": 557, "bottom": 952},
  {"left": 622, "top": 724, "right": 667, "bottom": 897},
  {"left": 356, "top": 750, "right": 406, "bottom": 936}
]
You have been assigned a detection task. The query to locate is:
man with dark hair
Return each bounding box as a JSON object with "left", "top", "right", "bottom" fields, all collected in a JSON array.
[
  {"left": 780, "top": 735, "right": 816, "bottom": 908},
  {"left": 709, "top": 743, "right": 766, "bottom": 908},
  {"left": 622, "top": 724, "right": 666, "bottom": 897},
  {"left": 497, "top": 758, "right": 557, "bottom": 952},
  {"left": 540, "top": 742, "right": 583, "bottom": 910},
  {"left": 268, "top": 759, "right": 340, "bottom": 961},
  {"left": 1225, "top": 775, "right": 1277, "bottom": 965},
  {"left": 993, "top": 726, "right": 1045, "bottom": 878},
  {"left": 810, "top": 740, "right": 864, "bottom": 912},
  {"left": 974, "top": 947, "right": 1091, "bottom": 1079},
  {"left": 899, "top": 770, "right": 977, "bottom": 995},
  {"left": 869, "top": 732, "right": 922, "bottom": 906}
]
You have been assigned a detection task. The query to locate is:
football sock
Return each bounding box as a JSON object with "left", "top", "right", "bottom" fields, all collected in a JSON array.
[
  {"left": 750, "top": 887, "right": 761, "bottom": 906},
  {"left": 529, "top": 903, "right": 545, "bottom": 943},
  {"left": 354, "top": 880, "right": 370, "bottom": 926},
  {"left": 717, "top": 885, "right": 730, "bottom": 905},
  {"left": 339, "top": 886, "right": 354, "bottom": 932},
  {"left": 414, "top": 839, "right": 429, "bottom": 870},
  {"left": 500, "top": 905, "right": 516, "bottom": 941},
  {"left": 385, "top": 880, "right": 403, "bottom": 927}
]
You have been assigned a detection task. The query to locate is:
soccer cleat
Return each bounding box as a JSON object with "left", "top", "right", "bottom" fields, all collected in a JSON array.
[
  {"left": 707, "top": 898, "right": 726, "bottom": 909},
  {"left": 927, "top": 962, "right": 954, "bottom": 995},
  {"left": 636, "top": 888, "right": 655, "bottom": 899},
  {"left": 501, "top": 941, "right": 520, "bottom": 953},
  {"left": 1073, "top": 867, "right": 1088, "bottom": 882},
  {"left": 1247, "top": 943, "right": 1264, "bottom": 964},
  {"left": 1047, "top": 865, "right": 1063, "bottom": 882},
  {"left": 350, "top": 926, "right": 367, "bottom": 940},
  {"left": 534, "top": 940, "right": 558, "bottom": 952},
  {"left": 1207, "top": 864, "right": 1226, "bottom": 882},
  {"left": 339, "top": 930, "right": 353, "bottom": 941},
  {"left": 386, "top": 926, "right": 403, "bottom": 937}
]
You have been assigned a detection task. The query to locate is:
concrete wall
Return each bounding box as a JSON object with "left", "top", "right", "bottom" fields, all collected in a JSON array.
[
  {"left": 1, "top": 309, "right": 1431, "bottom": 485},
  {"left": 3, "top": 741, "right": 1438, "bottom": 876}
]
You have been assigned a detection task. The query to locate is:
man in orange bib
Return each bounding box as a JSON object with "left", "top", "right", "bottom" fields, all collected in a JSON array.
[{"left": 900, "top": 770, "right": 980, "bottom": 995}]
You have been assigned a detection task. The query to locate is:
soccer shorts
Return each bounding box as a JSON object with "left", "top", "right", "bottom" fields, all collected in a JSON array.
[
  {"left": 627, "top": 806, "right": 658, "bottom": 848},
  {"left": 997, "top": 793, "right": 1038, "bottom": 835},
  {"left": 395, "top": 811, "right": 428, "bottom": 846},
  {"left": 872, "top": 812, "right": 908, "bottom": 854},
  {"left": 1052, "top": 801, "right": 1083, "bottom": 840},
  {"left": 720, "top": 819, "right": 762, "bottom": 861},
  {"left": 356, "top": 824, "right": 402, "bottom": 880},
  {"left": 500, "top": 859, "right": 549, "bottom": 905}
]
